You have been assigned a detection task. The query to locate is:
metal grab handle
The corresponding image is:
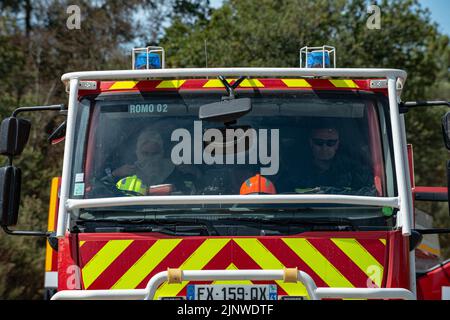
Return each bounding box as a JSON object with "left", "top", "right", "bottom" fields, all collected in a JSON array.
[
  {"left": 315, "top": 288, "right": 414, "bottom": 300},
  {"left": 51, "top": 289, "right": 147, "bottom": 300},
  {"left": 144, "top": 269, "right": 318, "bottom": 300}
]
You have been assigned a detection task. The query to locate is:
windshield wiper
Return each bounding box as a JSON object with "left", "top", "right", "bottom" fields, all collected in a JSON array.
[
  {"left": 76, "top": 218, "right": 220, "bottom": 236},
  {"left": 217, "top": 216, "right": 358, "bottom": 230}
]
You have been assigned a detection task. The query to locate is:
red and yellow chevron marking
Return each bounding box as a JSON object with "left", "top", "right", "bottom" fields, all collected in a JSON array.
[
  {"left": 77, "top": 233, "right": 388, "bottom": 299},
  {"left": 90, "top": 78, "right": 378, "bottom": 93}
]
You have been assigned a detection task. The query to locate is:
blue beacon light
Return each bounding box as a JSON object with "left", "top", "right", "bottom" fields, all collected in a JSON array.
[
  {"left": 135, "top": 52, "right": 162, "bottom": 69},
  {"left": 307, "top": 50, "right": 331, "bottom": 68}
]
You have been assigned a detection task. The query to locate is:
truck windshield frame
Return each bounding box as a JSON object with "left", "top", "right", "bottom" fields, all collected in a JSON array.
[
  {"left": 65, "top": 89, "right": 398, "bottom": 227},
  {"left": 55, "top": 71, "right": 411, "bottom": 239}
]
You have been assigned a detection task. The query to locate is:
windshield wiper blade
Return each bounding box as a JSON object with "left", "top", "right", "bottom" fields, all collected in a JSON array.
[
  {"left": 214, "top": 216, "right": 358, "bottom": 231},
  {"left": 76, "top": 218, "right": 220, "bottom": 236},
  {"left": 152, "top": 218, "right": 220, "bottom": 236}
]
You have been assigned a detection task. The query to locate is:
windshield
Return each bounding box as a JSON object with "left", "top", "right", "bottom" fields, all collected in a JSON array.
[{"left": 70, "top": 89, "right": 396, "bottom": 230}]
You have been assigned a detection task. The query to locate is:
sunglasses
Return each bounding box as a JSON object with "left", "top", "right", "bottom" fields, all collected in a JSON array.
[{"left": 312, "top": 138, "right": 338, "bottom": 147}]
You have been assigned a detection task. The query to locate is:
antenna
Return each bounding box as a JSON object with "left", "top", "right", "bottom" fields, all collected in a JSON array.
[{"left": 204, "top": 39, "right": 208, "bottom": 69}]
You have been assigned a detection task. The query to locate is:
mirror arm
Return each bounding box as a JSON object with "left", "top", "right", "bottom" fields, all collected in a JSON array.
[
  {"left": 218, "top": 76, "right": 232, "bottom": 97},
  {"left": 12, "top": 104, "right": 65, "bottom": 117},
  {"left": 413, "top": 228, "right": 450, "bottom": 235},
  {"left": 230, "top": 76, "right": 246, "bottom": 89},
  {"left": 218, "top": 76, "right": 247, "bottom": 100},
  {"left": 399, "top": 101, "right": 450, "bottom": 114},
  {"left": 2, "top": 225, "right": 51, "bottom": 237}
]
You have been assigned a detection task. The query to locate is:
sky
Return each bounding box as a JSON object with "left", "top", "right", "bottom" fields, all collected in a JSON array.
[
  {"left": 209, "top": 0, "right": 450, "bottom": 36},
  {"left": 422, "top": 0, "right": 450, "bottom": 36}
]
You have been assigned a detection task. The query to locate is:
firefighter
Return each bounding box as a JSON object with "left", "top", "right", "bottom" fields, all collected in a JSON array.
[
  {"left": 281, "top": 124, "right": 375, "bottom": 194},
  {"left": 308, "top": 126, "right": 341, "bottom": 180},
  {"left": 112, "top": 127, "right": 199, "bottom": 195}
]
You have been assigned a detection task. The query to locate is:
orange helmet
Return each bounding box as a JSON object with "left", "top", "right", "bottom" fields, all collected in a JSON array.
[{"left": 240, "top": 174, "right": 276, "bottom": 195}]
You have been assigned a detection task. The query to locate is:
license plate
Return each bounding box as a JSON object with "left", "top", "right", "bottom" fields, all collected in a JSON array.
[{"left": 186, "top": 284, "right": 277, "bottom": 300}]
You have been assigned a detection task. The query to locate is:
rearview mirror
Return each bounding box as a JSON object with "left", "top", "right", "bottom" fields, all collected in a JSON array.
[
  {"left": 199, "top": 98, "right": 252, "bottom": 124},
  {"left": 0, "top": 117, "right": 31, "bottom": 156},
  {"left": 0, "top": 166, "right": 21, "bottom": 227}
]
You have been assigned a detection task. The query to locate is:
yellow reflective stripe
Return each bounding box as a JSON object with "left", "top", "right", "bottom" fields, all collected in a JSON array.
[
  {"left": 112, "top": 239, "right": 182, "bottom": 289},
  {"left": 79, "top": 241, "right": 86, "bottom": 247},
  {"left": 281, "top": 79, "right": 312, "bottom": 87},
  {"left": 379, "top": 239, "right": 386, "bottom": 246},
  {"left": 235, "top": 238, "right": 307, "bottom": 297},
  {"left": 331, "top": 238, "right": 383, "bottom": 287},
  {"left": 156, "top": 80, "right": 186, "bottom": 88},
  {"left": 135, "top": 179, "right": 142, "bottom": 193},
  {"left": 109, "top": 81, "right": 138, "bottom": 90},
  {"left": 129, "top": 178, "right": 136, "bottom": 192},
  {"left": 418, "top": 243, "right": 441, "bottom": 256},
  {"left": 330, "top": 79, "right": 359, "bottom": 88},
  {"left": 45, "top": 177, "right": 59, "bottom": 272},
  {"left": 120, "top": 176, "right": 132, "bottom": 189},
  {"left": 82, "top": 240, "right": 133, "bottom": 289},
  {"left": 203, "top": 79, "right": 229, "bottom": 87},
  {"left": 238, "top": 79, "right": 264, "bottom": 87},
  {"left": 154, "top": 239, "right": 230, "bottom": 299},
  {"left": 283, "top": 238, "right": 353, "bottom": 288},
  {"left": 203, "top": 79, "right": 264, "bottom": 88},
  {"left": 117, "top": 176, "right": 146, "bottom": 194},
  {"left": 47, "top": 178, "right": 59, "bottom": 231},
  {"left": 212, "top": 263, "right": 253, "bottom": 285},
  {"left": 45, "top": 241, "right": 53, "bottom": 272},
  {"left": 135, "top": 179, "right": 146, "bottom": 194},
  {"left": 116, "top": 178, "right": 126, "bottom": 189}
]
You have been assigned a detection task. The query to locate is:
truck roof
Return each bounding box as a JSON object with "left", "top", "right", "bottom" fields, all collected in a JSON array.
[
  {"left": 62, "top": 67, "right": 407, "bottom": 97},
  {"left": 61, "top": 67, "right": 407, "bottom": 84},
  {"left": 75, "top": 78, "right": 392, "bottom": 95}
]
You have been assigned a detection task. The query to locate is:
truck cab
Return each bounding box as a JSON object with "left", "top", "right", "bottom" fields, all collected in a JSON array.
[{"left": 1, "top": 46, "right": 449, "bottom": 300}]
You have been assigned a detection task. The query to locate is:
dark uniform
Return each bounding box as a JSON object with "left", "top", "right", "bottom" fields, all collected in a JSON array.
[{"left": 279, "top": 155, "right": 376, "bottom": 195}]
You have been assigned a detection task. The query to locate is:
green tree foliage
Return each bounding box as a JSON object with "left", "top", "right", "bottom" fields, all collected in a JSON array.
[{"left": 163, "top": 0, "right": 447, "bottom": 96}]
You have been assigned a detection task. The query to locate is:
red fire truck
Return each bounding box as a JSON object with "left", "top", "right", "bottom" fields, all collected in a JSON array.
[{"left": 1, "top": 46, "right": 449, "bottom": 300}]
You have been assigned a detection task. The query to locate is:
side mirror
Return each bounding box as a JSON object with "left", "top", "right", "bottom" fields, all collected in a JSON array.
[
  {"left": 0, "top": 117, "right": 31, "bottom": 157},
  {"left": 0, "top": 166, "right": 21, "bottom": 227},
  {"left": 0, "top": 104, "right": 62, "bottom": 237}
]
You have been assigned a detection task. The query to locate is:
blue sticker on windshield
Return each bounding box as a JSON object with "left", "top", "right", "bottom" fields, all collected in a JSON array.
[{"left": 74, "top": 183, "right": 85, "bottom": 196}]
